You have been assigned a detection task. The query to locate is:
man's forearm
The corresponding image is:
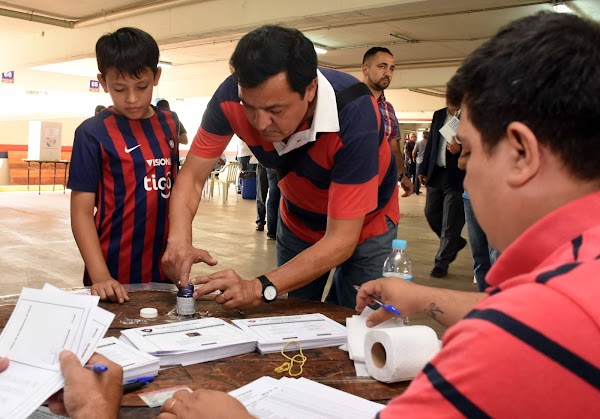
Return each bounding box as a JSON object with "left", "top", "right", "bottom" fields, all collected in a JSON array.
[{"left": 415, "top": 287, "right": 485, "bottom": 328}]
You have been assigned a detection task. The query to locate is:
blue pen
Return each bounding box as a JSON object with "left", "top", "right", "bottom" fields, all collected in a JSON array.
[
  {"left": 84, "top": 363, "right": 108, "bottom": 373},
  {"left": 353, "top": 285, "right": 401, "bottom": 316}
]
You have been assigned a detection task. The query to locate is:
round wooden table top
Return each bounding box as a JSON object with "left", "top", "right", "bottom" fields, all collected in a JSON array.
[{"left": 0, "top": 286, "right": 408, "bottom": 418}]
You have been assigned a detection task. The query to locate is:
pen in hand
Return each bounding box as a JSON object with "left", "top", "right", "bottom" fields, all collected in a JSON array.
[
  {"left": 353, "top": 285, "right": 401, "bottom": 316},
  {"left": 84, "top": 363, "right": 108, "bottom": 373}
]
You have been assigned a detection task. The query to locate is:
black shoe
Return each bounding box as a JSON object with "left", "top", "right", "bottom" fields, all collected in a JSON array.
[
  {"left": 430, "top": 267, "right": 448, "bottom": 278},
  {"left": 256, "top": 223, "right": 265, "bottom": 231}
]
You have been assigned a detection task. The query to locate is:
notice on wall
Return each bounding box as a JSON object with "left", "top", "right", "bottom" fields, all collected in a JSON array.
[{"left": 28, "top": 121, "right": 62, "bottom": 161}]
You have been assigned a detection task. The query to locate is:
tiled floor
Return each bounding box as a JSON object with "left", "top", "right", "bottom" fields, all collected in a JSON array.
[{"left": 0, "top": 188, "right": 476, "bottom": 336}]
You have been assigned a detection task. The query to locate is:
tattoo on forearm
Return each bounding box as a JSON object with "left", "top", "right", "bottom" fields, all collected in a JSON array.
[{"left": 424, "top": 303, "right": 444, "bottom": 321}]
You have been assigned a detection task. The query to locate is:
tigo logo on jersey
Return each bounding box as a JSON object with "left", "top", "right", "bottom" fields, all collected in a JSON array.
[
  {"left": 144, "top": 171, "right": 172, "bottom": 198},
  {"left": 146, "top": 158, "right": 172, "bottom": 167}
]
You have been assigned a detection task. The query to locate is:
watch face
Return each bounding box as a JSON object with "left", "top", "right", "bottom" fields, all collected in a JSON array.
[{"left": 264, "top": 285, "right": 277, "bottom": 301}]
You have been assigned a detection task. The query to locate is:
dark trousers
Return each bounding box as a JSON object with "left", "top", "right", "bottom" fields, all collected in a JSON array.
[
  {"left": 424, "top": 167, "right": 465, "bottom": 270},
  {"left": 414, "top": 162, "right": 423, "bottom": 194},
  {"left": 256, "top": 165, "right": 280, "bottom": 237},
  {"left": 256, "top": 164, "right": 268, "bottom": 225},
  {"left": 266, "top": 168, "right": 280, "bottom": 237}
]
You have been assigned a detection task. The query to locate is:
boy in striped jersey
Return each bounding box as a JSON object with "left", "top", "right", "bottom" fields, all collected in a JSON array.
[{"left": 68, "top": 28, "right": 186, "bottom": 302}]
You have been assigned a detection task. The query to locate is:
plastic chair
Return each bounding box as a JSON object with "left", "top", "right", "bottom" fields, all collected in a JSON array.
[{"left": 208, "top": 162, "right": 242, "bottom": 203}]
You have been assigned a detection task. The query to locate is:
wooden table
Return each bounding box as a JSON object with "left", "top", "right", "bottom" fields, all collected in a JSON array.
[
  {"left": 22, "top": 159, "right": 70, "bottom": 194},
  {"left": 0, "top": 288, "right": 408, "bottom": 418}
]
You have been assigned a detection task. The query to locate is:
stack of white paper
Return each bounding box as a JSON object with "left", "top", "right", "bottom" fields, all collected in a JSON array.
[
  {"left": 229, "top": 376, "right": 383, "bottom": 418},
  {"left": 119, "top": 318, "right": 257, "bottom": 366},
  {"left": 0, "top": 284, "right": 114, "bottom": 419},
  {"left": 232, "top": 313, "right": 347, "bottom": 354},
  {"left": 95, "top": 337, "right": 159, "bottom": 383}
]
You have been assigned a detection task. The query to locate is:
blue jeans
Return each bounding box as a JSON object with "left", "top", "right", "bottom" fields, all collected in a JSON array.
[
  {"left": 464, "top": 197, "right": 499, "bottom": 291},
  {"left": 276, "top": 216, "right": 398, "bottom": 308}
]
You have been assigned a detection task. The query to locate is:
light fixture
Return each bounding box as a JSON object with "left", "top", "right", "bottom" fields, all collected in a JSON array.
[
  {"left": 314, "top": 46, "right": 328, "bottom": 55},
  {"left": 159, "top": 60, "right": 173, "bottom": 68},
  {"left": 553, "top": 1, "right": 573, "bottom": 13}
]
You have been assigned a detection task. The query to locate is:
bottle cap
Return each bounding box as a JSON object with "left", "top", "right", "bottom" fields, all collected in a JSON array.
[
  {"left": 392, "top": 239, "right": 407, "bottom": 250},
  {"left": 140, "top": 308, "right": 158, "bottom": 318}
]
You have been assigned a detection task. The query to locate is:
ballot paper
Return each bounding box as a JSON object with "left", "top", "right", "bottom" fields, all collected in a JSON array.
[
  {"left": 232, "top": 313, "right": 347, "bottom": 354},
  {"left": 439, "top": 115, "right": 460, "bottom": 144},
  {"left": 229, "top": 376, "right": 383, "bottom": 418},
  {"left": 0, "top": 285, "right": 114, "bottom": 419},
  {"left": 95, "top": 337, "right": 159, "bottom": 383},
  {"left": 119, "top": 318, "right": 257, "bottom": 366}
]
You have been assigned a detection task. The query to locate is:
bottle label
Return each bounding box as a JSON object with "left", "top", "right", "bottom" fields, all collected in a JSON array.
[
  {"left": 176, "top": 296, "right": 196, "bottom": 316},
  {"left": 382, "top": 272, "right": 413, "bottom": 282}
]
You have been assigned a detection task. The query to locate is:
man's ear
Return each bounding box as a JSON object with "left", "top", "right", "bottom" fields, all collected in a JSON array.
[
  {"left": 304, "top": 77, "right": 318, "bottom": 103},
  {"left": 361, "top": 64, "right": 369, "bottom": 78},
  {"left": 505, "top": 121, "right": 541, "bottom": 187},
  {"left": 97, "top": 73, "right": 108, "bottom": 93}
]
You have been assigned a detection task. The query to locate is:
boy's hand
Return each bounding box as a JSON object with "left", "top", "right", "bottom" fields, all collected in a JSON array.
[{"left": 91, "top": 278, "right": 129, "bottom": 303}]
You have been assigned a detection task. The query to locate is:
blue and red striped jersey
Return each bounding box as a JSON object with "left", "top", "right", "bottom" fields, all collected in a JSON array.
[
  {"left": 190, "top": 68, "right": 399, "bottom": 244},
  {"left": 68, "top": 106, "right": 179, "bottom": 285}
]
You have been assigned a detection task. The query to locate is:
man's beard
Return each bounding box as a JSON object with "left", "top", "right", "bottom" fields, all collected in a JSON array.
[{"left": 374, "top": 78, "right": 390, "bottom": 91}]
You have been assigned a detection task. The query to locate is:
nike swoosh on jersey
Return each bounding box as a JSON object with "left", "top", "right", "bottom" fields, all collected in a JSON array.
[{"left": 124, "top": 144, "right": 141, "bottom": 153}]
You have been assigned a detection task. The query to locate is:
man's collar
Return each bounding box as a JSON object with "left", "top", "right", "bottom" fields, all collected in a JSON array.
[
  {"left": 273, "top": 69, "right": 340, "bottom": 156},
  {"left": 377, "top": 90, "right": 387, "bottom": 103}
]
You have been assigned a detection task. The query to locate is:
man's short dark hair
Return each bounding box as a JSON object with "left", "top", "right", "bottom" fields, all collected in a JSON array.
[
  {"left": 156, "top": 99, "right": 170, "bottom": 109},
  {"left": 362, "top": 47, "right": 393, "bottom": 65},
  {"left": 229, "top": 25, "right": 317, "bottom": 98},
  {"left": 96, "top": 27, "right": 159, "bottom": 78},
  {"left": 448, "top": 12, "right": 600, "bottom": 180},
  {"left": 94, "top": 105, "right": 105, "bottom": 115}
]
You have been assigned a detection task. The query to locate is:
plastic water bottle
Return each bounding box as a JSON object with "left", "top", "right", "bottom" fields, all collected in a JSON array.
[
  {"left": 176, "top": 284, "right": 196, "bottom": 318},
  {"left": 382, "top": 239, "right": 413, "bottom": 282},
  {"left": 382, "top": 239, "right": 412, "bottom": 324}
]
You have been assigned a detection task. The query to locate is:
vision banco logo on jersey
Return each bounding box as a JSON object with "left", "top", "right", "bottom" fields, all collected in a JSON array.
[{"left": 144, "top": 171, "right": 172, "bottom": 198}]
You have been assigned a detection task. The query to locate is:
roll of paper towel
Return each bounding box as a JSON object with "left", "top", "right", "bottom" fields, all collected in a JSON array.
[{"left": 364, "top": 326, "right": 440, "bottom": 383}]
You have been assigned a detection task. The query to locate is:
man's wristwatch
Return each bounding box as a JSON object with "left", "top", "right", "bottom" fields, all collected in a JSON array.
[{"left": 257, "top": 275, "right": 277, "bottom": 303}]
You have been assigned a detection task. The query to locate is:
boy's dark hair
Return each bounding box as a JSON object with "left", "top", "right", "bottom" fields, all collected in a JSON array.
[
  {"left": 448, "top": 12, "right": 600, "bottom": 180},
  {"left": 229, "top": 25, "right": 317, "bottom": 98},
  {"left": 362, "top": 47, "right": 393, "bottom": 65},
  {"left": 96, "top": 27, "right": 159, "bottom": 78},
  {"left": 156, "top": 99, "right": 170, "bottom": 109}
]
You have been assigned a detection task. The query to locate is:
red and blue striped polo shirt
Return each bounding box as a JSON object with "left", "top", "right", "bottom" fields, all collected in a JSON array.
[
  {"left": 190, "top": 68, "right": 400, "bottom": 244},
  {"left": 68, "top": 106, "right": 179, "bottom": 285}
]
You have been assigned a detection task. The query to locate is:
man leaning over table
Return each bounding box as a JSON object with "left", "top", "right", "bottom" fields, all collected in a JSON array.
[{"left": 162, "top": 25, "right": 400, "bottom": 310}]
